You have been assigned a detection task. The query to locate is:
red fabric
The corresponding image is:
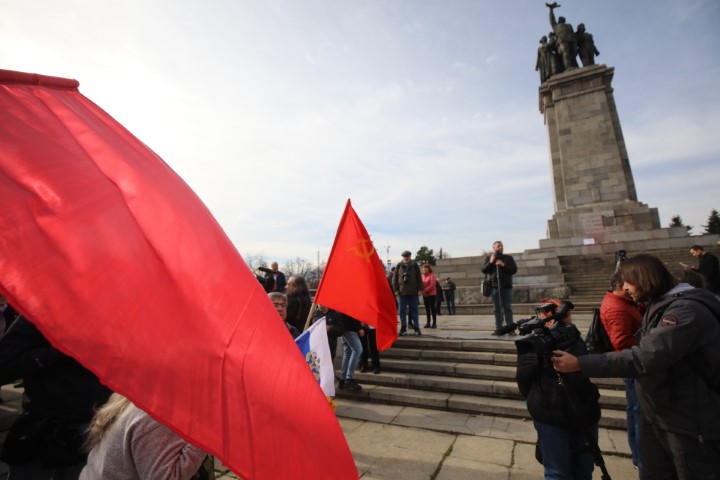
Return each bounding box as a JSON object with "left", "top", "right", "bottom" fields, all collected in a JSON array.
[
  {"left": 0, "top": 70, "right": 357, "bottom": 479},
  {"left": 599, "top": 291, "right": 643, "bottom": 351},
  {"left": 314, "top": 200, "right": 398, "bottom": 350}
]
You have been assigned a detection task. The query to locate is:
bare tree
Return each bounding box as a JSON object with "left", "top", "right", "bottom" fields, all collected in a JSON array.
[
  {"left": 243, "top": 253, "right": 269, "bottom": 272},
  {"left": 282, "top": 257, "right": 316, "bottom": 278}
]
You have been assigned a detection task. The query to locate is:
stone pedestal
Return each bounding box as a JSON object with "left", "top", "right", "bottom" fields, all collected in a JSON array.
[{"left": 540, "top": 65, "right": 661, "bottom": 244}]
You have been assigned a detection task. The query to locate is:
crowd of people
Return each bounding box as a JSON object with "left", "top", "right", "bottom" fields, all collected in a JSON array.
[{"left": 2, "top": 244, "right": 719, "bottom": 479}]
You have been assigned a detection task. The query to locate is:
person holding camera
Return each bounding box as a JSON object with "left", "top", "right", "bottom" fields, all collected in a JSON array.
[
  {"left": 516, "top": 299, "right": 601, "bottom": 480},
  {"left": 553, "top": 254, "right": 720, "bottom": 479},
  {"left": 481, "top": 241, "right": 518, "bottom": 336},
  {"left": 392, "top": 251, "right": 423, "bottom": 336}
]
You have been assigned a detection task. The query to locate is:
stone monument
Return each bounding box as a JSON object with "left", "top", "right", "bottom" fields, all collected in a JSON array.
[
  {"left": 539, "top": 64, "right": 667, "bottom": 248},
  {"left": 432, "top": 6, "right": 718, "bottom": 311}
]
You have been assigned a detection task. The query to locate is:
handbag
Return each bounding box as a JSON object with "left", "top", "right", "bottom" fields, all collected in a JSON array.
[
  {"left": 584, "top": 308, "right": 614, "bottom": 354},
  {"left": 481, "top": 274, "right": 492, "bottom": 297}
]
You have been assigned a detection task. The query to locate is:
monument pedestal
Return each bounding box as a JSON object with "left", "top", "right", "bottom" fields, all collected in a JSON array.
[{"left": 540, "top": 64, "right": 662, "bottom": 244}]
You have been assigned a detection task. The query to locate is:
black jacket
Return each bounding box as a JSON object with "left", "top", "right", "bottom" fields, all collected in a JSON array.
[
  {"left": 580, "top": 285, "right": 720, "bottom": 440},
  {"left": 516, "top": 332, "right": 601, "bottom": 429},
  {"left": 481, "top": 254, "right": 518, "bottom": 289},
  {"left": 286, "top": 292, "right": 312, "bottom": 333}
]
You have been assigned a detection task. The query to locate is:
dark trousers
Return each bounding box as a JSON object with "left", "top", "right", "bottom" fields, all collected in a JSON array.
[
  {"left": 640, "top": 418, "right": 720, "bottom": 480},
  {"left": 423, "top": 295, "right": 437, "bottom": 326},
  {"left": 445, "top": 292, "right": 456, "bottom": 315},
  {"left": 359, "top": 329, "right": 380, "bottom": 369}
]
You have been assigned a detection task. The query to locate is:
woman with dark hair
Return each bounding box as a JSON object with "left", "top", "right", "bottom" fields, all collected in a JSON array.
[
  {"left": 553, "top": 254, "right": 720, "bottom": 479},
  {"left": 285, "top": 275, "right": 312, "bottom": 333},
  {"left": 421, "top": 264, "right": 438, "bottom": 328}
]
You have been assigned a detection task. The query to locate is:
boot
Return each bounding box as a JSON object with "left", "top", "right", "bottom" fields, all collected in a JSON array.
[{"left": 432, "top": 320, "right": 437, "bottom": 329}]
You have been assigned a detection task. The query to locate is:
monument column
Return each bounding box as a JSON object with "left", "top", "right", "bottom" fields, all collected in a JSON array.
[{"left": 539, "top": 64, "right": 661, "bottom": 246}]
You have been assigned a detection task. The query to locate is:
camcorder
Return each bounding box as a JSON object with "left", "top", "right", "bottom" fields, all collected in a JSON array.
[
  {"left": 258, "top": 266, "right": 274, "bottom": 275},
  {"left": 494, "top": 250, "right": 504, "bottom": 261},
  {"left": 614, "top": 249, "right": 627, "bottom": 273},
  {"left": 497, "top": 301, "right": 580, "bottom": 357}
]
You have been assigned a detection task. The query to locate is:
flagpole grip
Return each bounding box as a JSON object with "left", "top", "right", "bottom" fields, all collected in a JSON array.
[{"left": 303, "top": 302, "right": 317, "bottom": 332}]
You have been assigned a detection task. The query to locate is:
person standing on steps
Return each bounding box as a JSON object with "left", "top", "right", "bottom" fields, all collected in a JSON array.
[
  {"left": 481, "top": 241, "right": 517, "bottom": 336},
  {"left": 421, "top": 264, "right": 438, "bottom": 329},
  {"left": 392, "top": 250, "right": 423, "bottom": 336}
]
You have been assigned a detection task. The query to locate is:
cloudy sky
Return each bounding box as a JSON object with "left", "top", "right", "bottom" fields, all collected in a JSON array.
[{"left": 3, "top": 0, "right": 719, "bottom": 267}]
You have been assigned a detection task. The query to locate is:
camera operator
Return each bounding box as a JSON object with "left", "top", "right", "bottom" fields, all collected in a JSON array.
[
  {"left": 515, "top": 299, "right": 600, "bottom": 479},
  {"left": 552, "top": 254, "right": 720, "bottom": 479},
  {"left": 481, "top": 241, "right": 518, "bottom": 335}
]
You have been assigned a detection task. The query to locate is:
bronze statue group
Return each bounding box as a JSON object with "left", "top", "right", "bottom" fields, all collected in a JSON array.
[{"left": 536, "top": 2, "right": 600, "bottom": 83}]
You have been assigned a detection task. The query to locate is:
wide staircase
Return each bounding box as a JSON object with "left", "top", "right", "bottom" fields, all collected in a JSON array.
[
  {"left": 336, "top": 335, "right": 628, "bottom": 430},
  {"left": 560, "top": 247, "right": 714, "bottom": 305}
]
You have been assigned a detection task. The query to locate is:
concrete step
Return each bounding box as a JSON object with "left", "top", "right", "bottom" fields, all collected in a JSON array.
[
  {"left": 347, "top": 371, "right": 627, "bottom": 410},
  {"left": 336, "top": 384, "right": 628, "bottom": 430},
  {"left": 377, "top": 357, "right": 624, "bottom": 389}
]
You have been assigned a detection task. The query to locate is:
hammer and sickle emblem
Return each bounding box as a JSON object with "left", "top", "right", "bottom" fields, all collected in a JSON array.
[{"left": 348, "top": 238, "right": 376, "bottom": 262}]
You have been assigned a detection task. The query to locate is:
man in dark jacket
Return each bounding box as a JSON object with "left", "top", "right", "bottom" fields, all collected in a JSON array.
[
  {"left": 391, "top": 251, "right": 423, "bottom": 336},
  {"left": 553, "top": 254, "right": 720, "bottom": 479},
  {"left": 481, "top": 241, "right": 518, "bottom": 335},
  {"left": 516, "top": 299, "right": 600, "bottom": 479},
  {"left": 683, "top": 245, "right": 720, "bottom": 300}
]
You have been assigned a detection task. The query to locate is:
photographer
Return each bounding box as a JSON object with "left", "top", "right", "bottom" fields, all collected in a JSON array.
[
  {"left": 481, "top": 241, "right": 518, "bottom": 335},
  {"left": 515, "top": 300, "right": 600, "bottom": 479},
  {"left": 553, "top": 254, "right": 720, "bottom": 479}
]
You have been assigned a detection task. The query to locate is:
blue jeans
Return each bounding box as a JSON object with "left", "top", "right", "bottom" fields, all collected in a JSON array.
[
  {"left": 491, "top": 287, "right": 514, "bottom": 329},
  {"left": 340, "top": 331, "right": 362, "bottom": 380},
  {"left": 534, "top": 420, "right": 596, "bottom": 480},
  {"left": 398, "top": 294, "right": 419, "bottom": 330},
  {"left": 445, "top": 292, "right": 455, "bottom": 314},
  {"left": 624, "top": 377, "right": 641, "bottom": 470}
]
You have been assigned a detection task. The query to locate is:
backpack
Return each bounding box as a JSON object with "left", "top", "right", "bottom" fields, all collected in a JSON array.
[{"left": 584, "top": 308, "right": 614, "bottom": 354}]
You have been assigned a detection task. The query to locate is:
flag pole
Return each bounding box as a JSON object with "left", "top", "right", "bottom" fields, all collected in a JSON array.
[{"left": 303, "top": 302, "right": 317, "bottom": 332}]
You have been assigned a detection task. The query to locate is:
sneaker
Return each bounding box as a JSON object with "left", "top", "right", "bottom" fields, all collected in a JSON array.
[
  {"left": 424, "top": 323, "right": 431, "bottom": 328},
  {"left": 373, "top": 367, "right": 381, "bottom": 374},
  {"left": 506, "top": 331, "right": 517, "bottom": 336},
  {"left": 399, "top": 329, "right": 407, "bottom": 336},
  {"left": 338, "top": 380, "right": 346, "bottom": 389},
  {"left": 491, "top": 330, "right": 501, "bottom": 336},
  {"left": 415, "top": 329, "right": 422, "bottom": 336},
  {"left": 359, "top": 365, "right": 368, "bottom": 373},
  {"left": 346, "top": 379, "right": 363, "bottom": 392},
  {"left": 431, "top": 324, "right": 437, "bottom": 329}
]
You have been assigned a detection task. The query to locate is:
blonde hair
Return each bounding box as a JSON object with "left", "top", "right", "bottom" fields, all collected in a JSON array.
[{"left": 84, "top": 393, "right": 133, "bottom": 451}]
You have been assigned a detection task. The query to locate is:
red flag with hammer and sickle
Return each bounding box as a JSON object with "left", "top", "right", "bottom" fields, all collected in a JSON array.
[{"left": 314, "top": 200, "right": 398, "bottom": 350}]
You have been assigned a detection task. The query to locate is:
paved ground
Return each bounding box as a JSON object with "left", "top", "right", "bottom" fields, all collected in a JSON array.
[{"left": 0, "top": 313, "right": 637, "bottom": 479}]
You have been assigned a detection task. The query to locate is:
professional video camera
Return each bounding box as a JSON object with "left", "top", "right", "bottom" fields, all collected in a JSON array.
[
  {"left": 497, "top": 301, "right": 580, "bottom": 357},
  {"left": 258, "top": 266, "right": 275, "bottom": 275},
  {"left": 614, "top": 249, "right": 627, "bottom": 273}
]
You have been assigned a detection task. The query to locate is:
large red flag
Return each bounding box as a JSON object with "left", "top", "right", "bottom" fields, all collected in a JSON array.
[
  {"left": 314, "top": 200, "right": 398, "bottom": 350},
  {"left": 0, "top": 69, "right": 357, "bottom": 479}
]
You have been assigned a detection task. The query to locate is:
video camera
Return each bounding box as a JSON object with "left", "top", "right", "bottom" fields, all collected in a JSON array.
[
  {"left": 258, "top": 266, "right": 275, "bottom": 275},
  {"left": 614, "top": 249, "right": 627, "bottom": 273},
  {"left": 497, "top": 301, "right": 580, "bottom": 357}
]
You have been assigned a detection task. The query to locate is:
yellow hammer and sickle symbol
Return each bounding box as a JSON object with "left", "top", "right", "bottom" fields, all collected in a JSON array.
[{"left": 348, "top": 238, "right": 375, "bottom": 262}]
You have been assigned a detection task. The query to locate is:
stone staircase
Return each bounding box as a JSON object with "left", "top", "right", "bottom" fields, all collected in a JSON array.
[
  {"left": 560, "top": 247, "right": 719, "bottom": 305},
  {"left": 336, "top": 336, "right": 628, "bottom": 430},
  {"left": 434, "top": 243, "right": 719, "bottom": 314}
]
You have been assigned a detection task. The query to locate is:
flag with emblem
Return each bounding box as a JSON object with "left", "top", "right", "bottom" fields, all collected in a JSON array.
[
  {"left": 295, "top": 317, "right": 335, "bottom": 397},
  {"left": 0, "top": 69, "right": 357, "bottom": 480},
  {"left": 314, "top": 199, "right": 398, "bottom": 350}
]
